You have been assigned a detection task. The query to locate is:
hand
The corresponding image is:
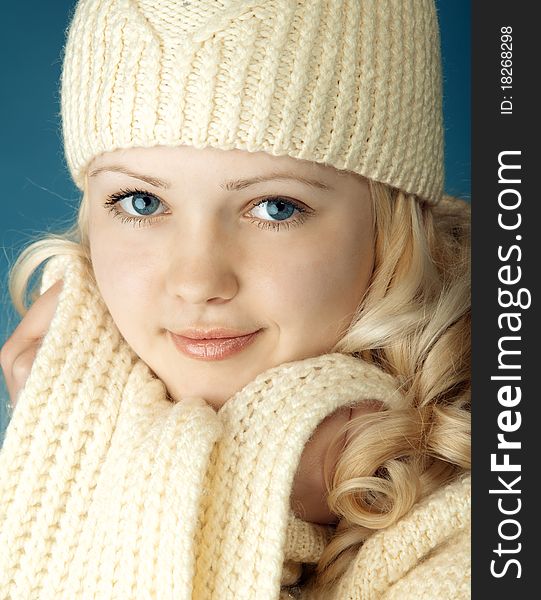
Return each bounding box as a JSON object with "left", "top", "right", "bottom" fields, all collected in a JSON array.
[
  {"left": 290, "top": 401, "right": 383, "bottom": 525},
  {"left": 290, "top": 406, "right": 350, "bottom": 525},
  {"left": 0, "top": 279, "right": 63, "bottom": 410}
]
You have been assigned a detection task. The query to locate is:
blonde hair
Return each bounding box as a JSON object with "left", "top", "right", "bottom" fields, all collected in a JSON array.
[
  {"left": 6, "top": 177, "right": 470, "bottom": 593},
  {"left": 310, "top": 181, "right": 471, "bottom": 591}
]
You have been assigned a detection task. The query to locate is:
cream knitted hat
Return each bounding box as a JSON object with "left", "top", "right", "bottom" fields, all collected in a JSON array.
[{"left": 61, "top": 0, "right": 444, "bottom": 204}]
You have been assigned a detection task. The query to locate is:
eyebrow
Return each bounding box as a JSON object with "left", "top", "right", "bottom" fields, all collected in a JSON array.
[
  {"left": 88, "top": 165, "right": 333, "bottom": 192},
  {"left": 88, "top": 166, "right": 171, "bottom": 189}
]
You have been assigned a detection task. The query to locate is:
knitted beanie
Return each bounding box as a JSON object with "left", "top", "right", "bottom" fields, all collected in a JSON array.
[{"left": 61, "top": 0, "right": 444, "bottom": 204}]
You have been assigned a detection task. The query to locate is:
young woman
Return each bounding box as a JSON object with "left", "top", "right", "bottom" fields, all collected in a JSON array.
[{"left": 0, "top": 1, "right": 470, "bottom": 598}]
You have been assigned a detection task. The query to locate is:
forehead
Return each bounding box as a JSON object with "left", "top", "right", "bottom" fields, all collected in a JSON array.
[{"left": 87, "top": 144, "right": 361, "bottom": 188}]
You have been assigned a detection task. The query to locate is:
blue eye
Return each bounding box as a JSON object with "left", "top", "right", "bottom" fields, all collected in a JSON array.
[
  {"left": 130, "top": 193, "right": 162, "bottom": 215},
  {"left": 250, "top": 198, "right": 298, "bottom": 221},
  {"left": 103, "top": 188, "right": 168, "bottom": 227},
  {"left": 105, "top": 189, "right": 166, "bottom": 217},
  {"left": 103, "top": 188, "right": 313, "bottom": 231}
]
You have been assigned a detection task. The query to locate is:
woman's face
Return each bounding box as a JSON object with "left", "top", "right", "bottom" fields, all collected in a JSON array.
[{"left": 86, "top": 145, "right": 374, "bottom": 409}]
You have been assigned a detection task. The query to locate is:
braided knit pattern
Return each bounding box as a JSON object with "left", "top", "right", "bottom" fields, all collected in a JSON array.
[
  {"left": 0, "top": 254, "right": 469, "bottom": 598},
  {"left": 305, "top": 473, "right": 471, "bottom": 599},
  {"left": 0, "top": 256, "right": 222, "bottom": 599},
  {"left": 193, "top": 353, "right": 405, "bottom": 598},
  {"left": 60, "top": 0, "right": 444, "bottom": 203}
]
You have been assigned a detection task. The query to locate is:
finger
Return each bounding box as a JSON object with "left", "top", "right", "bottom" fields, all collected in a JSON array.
[
  {"left": 5, "top": 343, "right": 41, "bottom": 409},
  {"left": 1, "top": 279, "right": 64, "bottom": 408},
  {"left": 1, "top": 279, "right": 63, "bottom": 357}
]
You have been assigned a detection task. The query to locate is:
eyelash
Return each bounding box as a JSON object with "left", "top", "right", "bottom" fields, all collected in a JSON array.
[{"left": 102, "top": 187, "right": 313, "bottom": 231}]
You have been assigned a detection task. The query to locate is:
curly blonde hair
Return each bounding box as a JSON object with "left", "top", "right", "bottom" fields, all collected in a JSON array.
[
  {"left": 308, "top": 180, "right": 471, "bottom": 591},
  {"left": 5, "top": 176, "right": 470, "bottom": 593}
]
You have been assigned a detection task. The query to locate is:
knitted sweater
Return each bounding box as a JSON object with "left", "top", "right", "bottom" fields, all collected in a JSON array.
[{"left": 0, "top": 255, "right": 471, "bottom": 599}]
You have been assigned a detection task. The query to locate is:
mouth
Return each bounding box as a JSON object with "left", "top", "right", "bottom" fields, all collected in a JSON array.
[{"left": 168, "top": 329, "right": 263, "bottom": 361}]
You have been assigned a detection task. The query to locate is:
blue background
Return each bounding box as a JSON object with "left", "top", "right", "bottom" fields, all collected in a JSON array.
[{"left": 0, "top": 1, "right": 471, "bottom": 440}]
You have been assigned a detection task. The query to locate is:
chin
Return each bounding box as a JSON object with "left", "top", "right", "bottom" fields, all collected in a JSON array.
[{"left": 163, "top": 380, "right": 230, "bottom": 410}]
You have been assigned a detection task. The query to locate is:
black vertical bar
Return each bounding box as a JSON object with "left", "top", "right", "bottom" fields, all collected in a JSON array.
[{"left": 472, "top": 2, "right": 539, "bottom": 597}]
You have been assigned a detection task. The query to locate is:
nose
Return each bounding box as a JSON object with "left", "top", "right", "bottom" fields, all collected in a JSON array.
[{"left": 165, "top": 220, "right": 240, "bottom": 305}]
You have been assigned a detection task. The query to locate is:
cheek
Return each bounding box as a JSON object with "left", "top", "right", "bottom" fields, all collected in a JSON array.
[
  {"left": 89, "top": 230, "right": 161, "bottom": 338},
  {"left": 257, "top": 229, "right": 373, "bottom": 336}
]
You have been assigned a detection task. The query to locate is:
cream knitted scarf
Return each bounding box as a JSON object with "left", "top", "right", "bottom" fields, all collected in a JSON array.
[{"left": 0, "top": 254, "right": 406, "bottom": 599}]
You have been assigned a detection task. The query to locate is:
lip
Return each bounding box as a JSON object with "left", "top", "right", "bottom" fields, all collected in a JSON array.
[{"left": 169, "top": 329, "right": 262, "bottom": 361}]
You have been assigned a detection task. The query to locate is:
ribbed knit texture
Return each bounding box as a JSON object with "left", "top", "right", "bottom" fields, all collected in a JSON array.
[
  {"left": 0, "top": 255, "right": 223, "bottom": 598},
  {"left": 0, "top": 254, "right": 470, "bottom": 599},
  {"left": 300, "top": 473, "right": 471, "bottom": 600},
  {"left": 60, "top": 0, "right": 444, "bottom": 204}
]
